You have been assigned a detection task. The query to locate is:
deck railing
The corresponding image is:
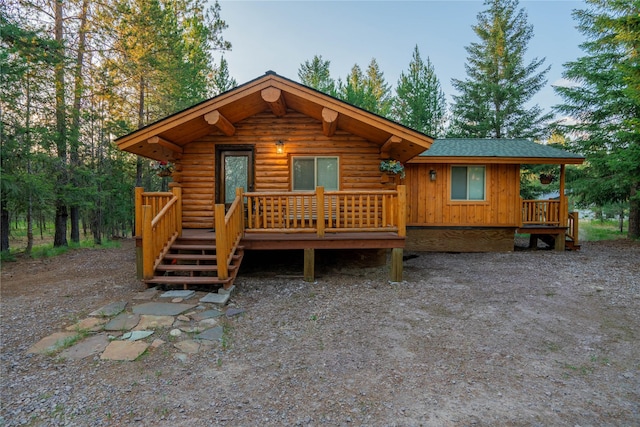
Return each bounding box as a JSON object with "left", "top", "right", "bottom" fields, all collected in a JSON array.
[
  {"left": 136, "top": 187, "right": 182, "bottom": 280},
  {"left": 567, "top": 211, "right": 579, "bottom": 245},
  {"left": 214, "top": 188, "right": 245, "bottom": 280},
  {"left": 244, "top": 185, "right": 406, "bottom": 237},
  {"left": 521, "top": 199, "right": 561, "bottom": 226}
]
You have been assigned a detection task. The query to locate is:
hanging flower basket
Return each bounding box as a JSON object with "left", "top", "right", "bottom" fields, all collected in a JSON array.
[
  {"left": 151, "top": 161, "right": 174, "bottom": 177},
  {"left": 380, "top": 159, "right": 405, "bottom": 179},
  {"left": 539, "top": 173, "right": 554, "bottom": 184}
]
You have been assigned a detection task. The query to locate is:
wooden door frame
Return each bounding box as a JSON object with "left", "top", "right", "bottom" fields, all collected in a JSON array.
[{"left": 215, "top": 145, "right": 255, "bottom": 205}]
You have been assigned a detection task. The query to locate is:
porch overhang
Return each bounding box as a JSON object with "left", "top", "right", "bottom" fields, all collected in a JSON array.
[{"left": 114, "top": 72, "right": 433, "bottom": 163}]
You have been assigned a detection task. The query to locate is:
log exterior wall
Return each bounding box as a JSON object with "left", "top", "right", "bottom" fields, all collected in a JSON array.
[
  {"left": 405, "top": 163, "right": 521, "bottom": 227},
  {"left": 176, "top": 111, "right": 391, "bottom": 229}
]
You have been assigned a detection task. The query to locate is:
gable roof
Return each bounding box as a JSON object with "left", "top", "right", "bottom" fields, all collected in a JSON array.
[
  {"left": 411, "top": 138, "right": 584, "bottom": 165},
  {"left": 114, "top": 71, "right": 434, "bottom": 163}
]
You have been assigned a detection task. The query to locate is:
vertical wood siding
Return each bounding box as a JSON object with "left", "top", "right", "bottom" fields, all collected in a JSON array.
[
  {"left": 178, "top": 111, "right": 388, "bottom": 228},
  {"left": 405, "top": 163, "right": 521, "bottom": 227}
]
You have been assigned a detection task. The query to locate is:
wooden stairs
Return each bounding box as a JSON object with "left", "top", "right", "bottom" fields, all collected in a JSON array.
[{"left": 144, "top": 234, "right": 244, "bottom": 290}]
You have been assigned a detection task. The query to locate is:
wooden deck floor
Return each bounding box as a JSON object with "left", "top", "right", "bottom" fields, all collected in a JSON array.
[{"left": 180, "top": 229, "right": 405, "bottom": 250}]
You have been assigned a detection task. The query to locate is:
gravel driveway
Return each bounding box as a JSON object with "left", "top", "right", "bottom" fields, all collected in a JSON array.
[{"left": 1, "top": 238, "right": 639, "bottom": 426}]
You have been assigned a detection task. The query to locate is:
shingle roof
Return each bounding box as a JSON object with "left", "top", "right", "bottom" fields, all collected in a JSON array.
[{"left": 419, "top": 138, "right": 583, "bottom": 160}]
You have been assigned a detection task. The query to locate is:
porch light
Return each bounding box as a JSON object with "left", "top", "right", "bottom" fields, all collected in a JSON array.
[
  {"left": 276, "top": 140, "right": 284, "bottom": 154},
  {"left": 430, "top": 169, "right": 437, "bottom": 181}
]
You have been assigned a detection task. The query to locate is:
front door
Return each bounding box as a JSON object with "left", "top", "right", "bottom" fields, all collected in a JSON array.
[{"left": 216, "top": 147, "right": 254, "bottom": 207}]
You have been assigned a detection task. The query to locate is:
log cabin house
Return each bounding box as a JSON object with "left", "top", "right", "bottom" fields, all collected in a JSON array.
[{"left": 115, "top": 72, "right": 584, "bottom": 291}]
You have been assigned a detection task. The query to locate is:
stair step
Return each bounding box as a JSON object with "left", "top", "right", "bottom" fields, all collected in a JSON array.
[
  {"left": 156, "top": 264, "right": 237, "bottom": 272},
  {"left": 145, "top": 276, "right": 232, "bottom": 285},
  {"left": 164, "top": 253, "right": 217, "bottom": 261},
  {"left": 171, "top": 244, "right": 216, "bottom": 251}
]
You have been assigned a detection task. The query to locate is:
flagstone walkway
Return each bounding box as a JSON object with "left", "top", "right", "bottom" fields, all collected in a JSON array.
[{"left": 26, "top": 287, "right": 244, "bottom": 362}]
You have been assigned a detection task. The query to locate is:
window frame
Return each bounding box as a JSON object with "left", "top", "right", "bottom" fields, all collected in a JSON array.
[
  {"left": 449, "top": 165, "right": 487, "bottom": 202},
  {"left": 291, "top": 156, "right": 340, "bottom": 191}
]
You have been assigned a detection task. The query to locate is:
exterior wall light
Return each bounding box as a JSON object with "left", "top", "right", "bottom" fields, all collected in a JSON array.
[
  {"left": 276, "top": 140, "right": 284, "bottom": 154},
  {"left": 430, "top": 169, "right": 437, "bottom": 181}
]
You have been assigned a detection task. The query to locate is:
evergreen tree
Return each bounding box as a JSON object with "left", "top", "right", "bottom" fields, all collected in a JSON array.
[
  {"left": 338, "top": 59, "right": 392, "bottom": 116},
  {"left": 554, "top": 0, "right": 640, "bottom": 238},
  {"left": 449, "top": 0, "right": 551, "bottom": 139},
  {"left": 298, "top": 55, "right": 336, "bottom": 96},
  {"left": 211, "top": 56, "right": 237, "bottom": 95},
  {"left": 393, "top": 45, "right": 447, "bottom": 137}
]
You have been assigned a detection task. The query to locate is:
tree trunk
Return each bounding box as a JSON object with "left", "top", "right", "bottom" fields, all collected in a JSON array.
[
  {"left": 629, "top": 184, "right": 639, "bottom": 239},
  {"left": 0, "top": 204, "right": 9, "bottom": 252},
  {"left": 53, "top": 0, "right": 68, "bottom": 247},
  {"left": 69, "top": 0, "right": 89, "bottom": 244}
]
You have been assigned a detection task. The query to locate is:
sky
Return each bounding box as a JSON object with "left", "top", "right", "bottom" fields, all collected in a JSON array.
[{"left": 216, "top": 0, "right": 586, "bottom": 121}]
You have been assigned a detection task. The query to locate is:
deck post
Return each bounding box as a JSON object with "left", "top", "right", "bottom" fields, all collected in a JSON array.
[
  {"left": 557, "top": 165, "right": 567, "bottom": 251},
  {"left": 304, "top": 248, "right": 315, "bottom": 282},
  {"left": 172, "top": 186, "right": 182, "bottom": 236},
  {"left": 391, "top": 247, "right": 403, "bottom": 282},
  {"left": 135, "top": 187, "right": 144, "bottom": 280},
  {"left": 316, "top": 186, "right": 325, "bottom": 238},
  {"left": 142, "top": 205, "right": 154, "bottom": 280},
  {"left": 215, "top": 204, "right": 229, "bottom": 280},
  {"left": 397, "top": 185, "right": 406, "bottom": 237}
]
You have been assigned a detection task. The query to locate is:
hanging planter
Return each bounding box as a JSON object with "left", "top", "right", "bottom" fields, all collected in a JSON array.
[
  {"left": 152, "top": 161, "right": 174, "bottom": 177},
  {"left": 379, "top": 159, "right": 405, "bottom": 179},
  {"left": 539, "top": 173, "right": 554, "bottom": 185}
]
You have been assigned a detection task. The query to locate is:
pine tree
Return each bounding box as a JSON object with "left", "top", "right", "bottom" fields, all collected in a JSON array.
[
  {"left": 211, "top": 56, "right": 237, "bottom": 95},
  {"left": 554, "top": 0, "right": 640, "bottom": 238},
  {"left": 298, "top": 55, "right": 336, "bottom": 96},
  {"left": 449, "top": 0, "right": 551, "bottom": 139},
  {"left": 338, "top": 59, "right": 392, "bottom": 117},
  {"left": 393, "top": 45, "right": 447, "bottom": 137}
]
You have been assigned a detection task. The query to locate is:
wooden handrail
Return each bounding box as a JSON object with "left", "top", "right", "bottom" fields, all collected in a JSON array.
[
  {"left": 137, "top": 187, "right": 181, "bottom": 280},
  {"left": 521, "top": 199, "right": 562, "bottom": 226},
  {"left": 215, "top": 188, "right": 245, "bottom": 280},
  {"left": 567, "top": 212, "right": 579, "bottom": 245},
  {"left": 244, "top": 186, "right": 406, "bottom": 236}
]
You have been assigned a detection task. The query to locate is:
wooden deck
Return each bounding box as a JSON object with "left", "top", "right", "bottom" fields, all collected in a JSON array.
[{"left": 181, "top": 228, "right": 404, "bottom": 250}]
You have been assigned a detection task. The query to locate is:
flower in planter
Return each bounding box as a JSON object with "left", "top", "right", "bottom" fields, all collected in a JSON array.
[
  {"left": 379, "top": 159, "right": 405, "bottom": 179},
  {"left": 539, "top": 173, "right": 554, "bottom": 184},
  {"left": 151, "top": 161, "right": 174, "bottom": 176}
]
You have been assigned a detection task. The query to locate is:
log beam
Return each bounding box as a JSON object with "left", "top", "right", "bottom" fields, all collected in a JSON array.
[
  {"left": 261, "top": 87, "right": 287, "bottom": 116},
  {"left": 204, "top": 110, "right": 236, "bottom": 136},
  {"left": 321, "top": 107, "right": 339, "bottom": 137},
  {"left": 380, "top": 135, "right": 402, "bottom": 158},
  {"left": 147, "top": 136, "right": 183, "bottom": 154}
]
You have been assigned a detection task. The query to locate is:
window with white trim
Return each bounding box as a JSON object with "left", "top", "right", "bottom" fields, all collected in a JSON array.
[
  {"left": 451, "top": 166, "right": 486, "bottom": 200},
  {"left": 292, "top": 156, "right": 339, "bottom": 191}
]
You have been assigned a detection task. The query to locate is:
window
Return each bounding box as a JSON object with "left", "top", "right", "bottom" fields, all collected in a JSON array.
[
  {"left": 451, "top": 166, "right": 485, "bottom": 200},
  {"left": 292, "top": 156, "right": 338, "bottom": 191}
]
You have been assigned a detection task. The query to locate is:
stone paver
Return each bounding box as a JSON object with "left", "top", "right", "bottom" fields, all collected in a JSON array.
[
  {"left": 122, "top": 330, "right": 154, "bottom": 341},
  {"left": 133, "top": 315, "right": 174, "bottom": 330},
  {"left": 226, "top": 308, "right": 245, "bottom": 317},
  {"left": 192, "top": 309, "right": 223, "bottom": 321},
  {"left": 59, "top": 334, "right": 110, "bottom": 360},
  {"left": 200, "top": 293, "right": 229, "bottom": 305},
  {"left": 101, "top": 340, "right": 149, "bottom": 361},
  {"left": 132, "top": 302, "right": 196, "bottom": 316},
  {"left": 89, "top": 301, "right": 127, "bottom": 317},
  {"left": 174, "top": 339, "right": 200, "bottom": 354},
  {"left": 27, "top": 332, "right": 78, "bottom": 354},
  {"left": 65, "top": 317, "right": 107, "bottom": 332},
  {"left": 104, "top": 313, "right": 140, "bottom": 331},
  {"left": 160, "top": 290, "right": 195, "bottom": 299},
  {"left": 196, "top": 326, "right": 223, "bottom": 342}
]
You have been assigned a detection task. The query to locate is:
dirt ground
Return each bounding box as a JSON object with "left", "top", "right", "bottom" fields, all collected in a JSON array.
[{"left": 1, "top": 238, "right": 639, "bottom": 426}]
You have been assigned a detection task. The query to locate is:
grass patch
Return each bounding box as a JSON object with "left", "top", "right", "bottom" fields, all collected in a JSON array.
[
  {"left": 5, "top": 239, "right": 121, "bottom": 260},
  {"left": 581, "top": 219, "right": 628, "bottom": 242}
]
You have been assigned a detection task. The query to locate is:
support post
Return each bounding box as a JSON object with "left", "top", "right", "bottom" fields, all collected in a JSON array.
[
  {"left": 316, "top": 186, "right": 325, "bottom": 238},
  {"left": 304, "top": 248, "right": 315, "bottom": 282},
  {"left": 215, "top": 204, "right": 229, "bottom": 279},
  {"left": 172, "top": 186, "right": 182, "bottom": 236},
  {"left": 142, "top": 205, "right": 154, "bottom": 281},
  {"left": 397, "top": 185, "right": 406, "bottom": 237},
  {"left": 391, "top": 247, "right": 403, "bottom": 282},
  {"left": 135, "top": 187, "right": 144, "bottom": 280}
]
